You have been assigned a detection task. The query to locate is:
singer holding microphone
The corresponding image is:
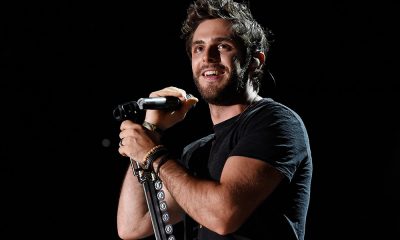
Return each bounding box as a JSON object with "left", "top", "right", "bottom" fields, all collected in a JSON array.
[{"left": 116, "top": 1, "right": 313, "bottom": 240}]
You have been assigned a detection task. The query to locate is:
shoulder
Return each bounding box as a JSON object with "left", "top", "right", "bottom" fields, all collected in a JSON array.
[
  {"left": 246, "top": 98, "right": 306, "bottom": 127},
  {"left": 256, "top": 98, "right": 300, "bottom": 116}
]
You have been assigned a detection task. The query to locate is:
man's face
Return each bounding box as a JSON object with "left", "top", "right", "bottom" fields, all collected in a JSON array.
[{"left": 191, "top": 18, "right": 245, "bottom": 105}]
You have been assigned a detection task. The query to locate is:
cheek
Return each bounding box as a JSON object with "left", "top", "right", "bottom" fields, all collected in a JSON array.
[
  {"left": 216, "top": 55, "right": 228, "bottom": 67},
  {"left": 191, "top": 58, "right": 201, "bottom": 75}
]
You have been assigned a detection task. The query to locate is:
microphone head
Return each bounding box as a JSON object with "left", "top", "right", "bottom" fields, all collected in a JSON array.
[{"left": 113, "top": 101, "right": 142, "bottom": 122}]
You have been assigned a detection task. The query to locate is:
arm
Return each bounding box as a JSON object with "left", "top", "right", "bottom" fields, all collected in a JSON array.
[
  {"left": 117, "top": 165, "right": 153, "bottom": 239},
  {"left": 127, "top": 86, "right": 283, "bottom": 235},
  {"left": 154, "top": 155, "right": 284, "bottom": 235},
  {"left": 116, "top": 87, "right": 197, "bottom": 239},
  {"left": 117, "top": 122, "right": 184, "bottom": 240}
]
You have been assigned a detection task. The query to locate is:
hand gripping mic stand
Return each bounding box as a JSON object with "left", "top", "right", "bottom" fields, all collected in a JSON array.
[{"left": 113, "top": 99, "right": 179, "bottom": 240}]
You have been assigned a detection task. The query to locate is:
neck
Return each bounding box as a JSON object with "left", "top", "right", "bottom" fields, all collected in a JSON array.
[{"left": 209, "top": 89, "right": 260, "bottom": 125}]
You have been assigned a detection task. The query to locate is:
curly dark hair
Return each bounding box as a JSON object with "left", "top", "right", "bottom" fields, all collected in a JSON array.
[{"left": 181, "top": 0, "right": 273, "bottom": 92}]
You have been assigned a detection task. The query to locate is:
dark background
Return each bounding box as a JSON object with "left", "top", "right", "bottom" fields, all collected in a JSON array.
[{"left": 1, "top": 1, "right": 398, "bottom": 239}]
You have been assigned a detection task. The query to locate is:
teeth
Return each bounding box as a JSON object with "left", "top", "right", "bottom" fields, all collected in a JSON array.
[{"left": 204, "top": 71, "right": 218, "bottom": 76}]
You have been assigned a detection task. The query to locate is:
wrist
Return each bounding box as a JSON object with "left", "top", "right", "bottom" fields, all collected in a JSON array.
[
  {"left": 142, "top": 121, "right": 164, "bottom": 136},
  {"left": 143, "top": 145, "right": 169, "bottom": 170},
  {"left": 154, "top": 154, "right": 171, "bottom": 176}
]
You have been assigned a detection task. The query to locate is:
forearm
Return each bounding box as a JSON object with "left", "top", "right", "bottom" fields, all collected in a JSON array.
[
  {"left": 117, "top": 166, "right": 153, "bottom": 239},
  {"left": 155, "top": 159, "right": 236, "bottom": 235}
]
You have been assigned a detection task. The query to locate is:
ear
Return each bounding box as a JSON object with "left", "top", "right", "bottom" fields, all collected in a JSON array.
[
  {"left": 252, "top": 57, "right": 261, "bottom": 68},
  {"left": 252, "top": 51, "right": 265, "bottom": 68}
]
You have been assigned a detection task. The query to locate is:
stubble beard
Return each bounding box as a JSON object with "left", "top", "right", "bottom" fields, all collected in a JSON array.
[{"left": 193, "top": 65, "right": 247, "bottom": 106}]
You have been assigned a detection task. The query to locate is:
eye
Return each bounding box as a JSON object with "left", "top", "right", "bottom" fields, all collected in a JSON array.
[
  {"left": 217, "top": 43, "right": 232, "bottom": 51},
  {"left": 192, "top": 45, "right": 204, "bottom": 54}
]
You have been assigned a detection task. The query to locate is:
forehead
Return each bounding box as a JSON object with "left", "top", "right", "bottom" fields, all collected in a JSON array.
[{"left": 192, "top": 18, "right": 233, "bottom": 43}]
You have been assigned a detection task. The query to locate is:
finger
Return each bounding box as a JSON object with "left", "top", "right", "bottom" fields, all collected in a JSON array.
[
  {"left": 120, "top": 119, "right": 133, "bottom": 130},
  {"left": 186, "top": 94, "right": 199, "bottom": 102},
  {"left": 120, "top": 120, "right": 141, "bottom": 131},
  {"left": 165, "top": 86, "right": 187, "bottom": 99},
  {"left": 181, "top": 95, "right": 199, "bottom": 113},
  {"left": 118, "top": 147, "right": 127, "bottom": 157},
  {"left": 149, "top": 86, "right": 186, "bottom": 99},
  {"left": 119, "top": 125, "right": 144, "bottom": 140}
]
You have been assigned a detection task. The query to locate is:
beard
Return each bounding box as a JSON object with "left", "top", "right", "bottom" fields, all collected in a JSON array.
[{"left": 193, "top": 64, "right": 247, "bottom": 106}]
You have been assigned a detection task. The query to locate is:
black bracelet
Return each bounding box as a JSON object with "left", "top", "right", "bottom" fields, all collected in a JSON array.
[
  {"left": 156, "top": 154, "right": 170, "bottom": 176},
  {"left": 144, "top": 146, "right": 169, "bottom": 170}
]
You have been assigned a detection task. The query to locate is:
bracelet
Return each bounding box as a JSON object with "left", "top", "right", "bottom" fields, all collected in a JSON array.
[
  {"left": 142, "top": 121, "right": 164, "bottom": 136},
  {"left": 155, "top": 154, "right": 170, "bottom": 176},
  {"left": 143, "top": 145, "right": 169, "bottom": 170}
]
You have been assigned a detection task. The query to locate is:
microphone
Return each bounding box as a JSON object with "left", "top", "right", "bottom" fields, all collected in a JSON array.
[
  {"left": 113, "top": 94, "right": 194, "bottom": 122},
  {"left": 137, "top": 96, "right": 182, "bottom": 111},
  {"left": 137, "top": 94, "right": 194, "bottom": 110}
]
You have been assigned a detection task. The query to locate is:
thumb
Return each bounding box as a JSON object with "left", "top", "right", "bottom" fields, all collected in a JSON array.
[{"left": 181, "top": 95, "right": 199, "bottom": 113}]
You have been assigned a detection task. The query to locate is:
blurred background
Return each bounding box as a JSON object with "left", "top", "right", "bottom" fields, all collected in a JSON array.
[{"left": 1, "top": 0, "right": 398, "bottom": 239}]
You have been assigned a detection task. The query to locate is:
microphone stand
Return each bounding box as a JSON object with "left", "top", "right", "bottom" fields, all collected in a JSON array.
[
  {"left": 113, "top": 101, "right": 175, "bottom": 240},
  {"left": 129, "top": 159, "right": 174, "bottom": 240}
]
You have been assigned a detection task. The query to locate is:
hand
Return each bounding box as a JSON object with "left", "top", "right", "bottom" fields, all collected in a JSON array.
[
  {"left": 118, "top": 120, "right": 158, "bottom": 164},
  {"left": 144, "top": 86, "right": 198, "bottom": 130}
]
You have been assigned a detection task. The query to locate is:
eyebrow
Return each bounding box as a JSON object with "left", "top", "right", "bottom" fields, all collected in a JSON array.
[{"left": 192, "top": 37, "right": 235, "bottom": 46}]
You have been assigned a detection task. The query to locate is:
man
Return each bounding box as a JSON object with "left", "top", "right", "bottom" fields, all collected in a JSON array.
[{"left": 117, "top": 0, "right": 312, "bottom": 239}]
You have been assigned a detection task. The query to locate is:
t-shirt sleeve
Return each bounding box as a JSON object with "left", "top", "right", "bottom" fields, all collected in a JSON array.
[
  {"left": 230, "top": 106, "right": 310, "bottom": 182},
  {"left": 179, "top": 133, "right": 215, "bottom": 169}
]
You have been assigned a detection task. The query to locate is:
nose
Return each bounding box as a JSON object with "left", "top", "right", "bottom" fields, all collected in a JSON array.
[{"left": 202, "top": 45, "right": 220, "bottom": 63}]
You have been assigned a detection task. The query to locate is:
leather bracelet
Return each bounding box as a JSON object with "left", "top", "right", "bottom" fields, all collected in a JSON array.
[
  {"left": 155, "top": 154, "right": 170, "bottom": 177},
  {"left": 142, "top": 121, "right": 164, "bottom": 136},
  {"left": 143, "top": 145, "right": 169, "bottom": 170}
]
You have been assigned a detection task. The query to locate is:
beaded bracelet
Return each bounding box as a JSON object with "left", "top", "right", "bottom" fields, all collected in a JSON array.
[{"left": 143, "top": 145, "right": 169, "bottom": 170}]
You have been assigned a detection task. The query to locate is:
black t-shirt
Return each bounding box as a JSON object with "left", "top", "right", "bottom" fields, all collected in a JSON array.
[{"left": 179, "top": 98, "right": 313, "bottom": 240}]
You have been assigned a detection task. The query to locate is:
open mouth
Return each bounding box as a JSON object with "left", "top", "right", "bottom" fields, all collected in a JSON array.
[{"left": 202, "top": 69, "right": 224, "bottom": 78}]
